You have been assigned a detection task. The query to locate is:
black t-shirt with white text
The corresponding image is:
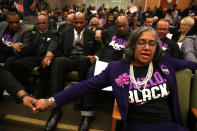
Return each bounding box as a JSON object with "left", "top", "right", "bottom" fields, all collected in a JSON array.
[{"left": 127, "top": 64, "right": 172, "bottom": 123}]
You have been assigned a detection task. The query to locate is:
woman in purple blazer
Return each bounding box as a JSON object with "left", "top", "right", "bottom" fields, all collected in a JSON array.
[{"left": 35, "top": 27, "right": 197, "bottom": 131}]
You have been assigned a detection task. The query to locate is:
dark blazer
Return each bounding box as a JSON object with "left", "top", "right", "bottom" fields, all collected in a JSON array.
[
  {"left": 22, "top": 29, "right": 59, "bottom": 57},
  {"left": 58, "top": 23, "right": 72, "bottom": 34},
  {"left": 0, "top": 22, "right": 32, "bottom": 55},
  {"left": 161, "top": 37, "right": 182, "bottom": 59},
  {"left": 57, "top": 27, "right": 99, "bottom": 57},
  {"left": 53, "top": 54, "right": 197, "bottom": 131},
  {"left": 172, "top": 31, "right": 194, "bottom": 43}
]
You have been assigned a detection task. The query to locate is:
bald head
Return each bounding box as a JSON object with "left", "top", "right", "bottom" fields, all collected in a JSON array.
[
  {"left": 73, "top": 12, "right": 86, "bottom": 32},
  {"left": 37, "top": 15, "right": 49, "bottom": 31},
  {"left": 74, "top": 12, "right": 85, "bottom": 21},
  {"left": 116, "top": 16, "right": 129, "bottom": 35},
  {"left": 66, "top": 14, "right": 74, "bottom": 26}
]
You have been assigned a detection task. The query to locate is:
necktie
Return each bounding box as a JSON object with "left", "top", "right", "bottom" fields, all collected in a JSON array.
[{"left": 76, "top": 32, "right": 80, "bottom": 43}]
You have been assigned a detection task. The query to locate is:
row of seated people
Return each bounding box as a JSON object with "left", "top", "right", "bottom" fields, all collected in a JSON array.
[{"left": 0, "top": 10, "right": 197, "bottom": 131}]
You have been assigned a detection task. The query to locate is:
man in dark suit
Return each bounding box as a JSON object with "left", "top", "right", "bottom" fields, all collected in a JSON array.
[
  {"left": 58, "top": 13, "right": 74, "bottom": 34},
  {"left": 0, "top": 11, "right": 32, "bottom": 100},
  {"left": 0, "top": 11, "right": 32, "bottom": 72},
  {"left": 79, "top": 16, "right": 131, "bottom": 131},
  {"left": 14, "top": 14, "right": 59, "bottom": 96},
  {"left": 156, "top": 19, "right": 181, "bottom": 59},
  {"left": 45, "top": 12, "right": 99, "bottom": 131}
]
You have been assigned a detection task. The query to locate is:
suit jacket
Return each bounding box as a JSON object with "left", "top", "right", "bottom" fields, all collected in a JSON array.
[
  {"left": 22, "top": 29, "right": 59, "bottom": 57},
  {"left": 57, "top": 27, "right": 99, "bottom": 57},
  {"left": 0, "top": 22, "right": 32, "bottom": 55},
  {"left": 182, "top": 35, "right": 197, "bottom": 63},
  {"left": 161, "top": 37, "right": 181, "bottom": 59},
  {"left": 53, "top": 54, "right": 197, "bottom": 131}
]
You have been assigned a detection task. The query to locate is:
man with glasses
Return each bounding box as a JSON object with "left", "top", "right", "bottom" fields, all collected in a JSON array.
[
  {"left": 58, "top": 13, "right": 74, "bottom": 34},
  {"left": 144, "top": 16, "right": 154, "bottom": 27},
  {"left": 0, "top": 11, "right": 32, "bottom": 102},
  {"left": 14, "top": 14, "right": 59, "bottom": 96},
  {"left": 0, "top": 11, "right": 32, "bottom": 72},
  {"left": 156, "top": 19, "right": 181, "bottom": 58}
]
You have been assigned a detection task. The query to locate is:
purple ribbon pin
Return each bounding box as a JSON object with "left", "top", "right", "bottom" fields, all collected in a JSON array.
[{"left": 160, "top": 65, "right": 169, "bottom": 75}]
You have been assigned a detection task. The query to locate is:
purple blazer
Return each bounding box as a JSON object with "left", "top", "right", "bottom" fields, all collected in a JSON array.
[{"left": 54, "top": 54, "right": 197, "bottom": 131}]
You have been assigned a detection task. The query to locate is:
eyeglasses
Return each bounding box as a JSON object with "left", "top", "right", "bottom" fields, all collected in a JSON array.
[
  {"left": 136, "top": 39, "right": 157, "bottom": 48},
  {"left": 38, "top": 22, "right": 47, "bottom": 25}
]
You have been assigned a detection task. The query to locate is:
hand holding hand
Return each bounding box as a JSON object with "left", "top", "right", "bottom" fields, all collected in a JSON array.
[
  {"left": 35, "top": 99, "right": 48, "bottom": 112},
  {"left": 10, "top": 43, "right": 22, "bottom": 52},
  {"left": 23, "top": 96, "right": 37, "bottom": 113}
]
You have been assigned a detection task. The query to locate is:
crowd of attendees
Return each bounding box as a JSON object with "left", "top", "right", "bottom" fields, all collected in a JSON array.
[{"left": 1, "top": 0, "right": 197, "bottom": 131}]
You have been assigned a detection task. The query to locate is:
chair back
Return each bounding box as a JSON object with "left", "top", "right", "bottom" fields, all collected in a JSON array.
[{"left": 175, "top": 69, "right": 192, "bottom": 126}]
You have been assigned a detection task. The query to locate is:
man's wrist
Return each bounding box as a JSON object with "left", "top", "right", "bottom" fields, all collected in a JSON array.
[
  {"left": 18, "top": 42, "right": 23, "bottom": 48},
  {"left": 20, "top": 93, "right": 31, "bottom": 101}
]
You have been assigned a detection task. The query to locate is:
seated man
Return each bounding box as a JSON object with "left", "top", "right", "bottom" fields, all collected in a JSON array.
[
  {"left": 0, "top": 11, "right": 32, "bottom": 99},
  {"left": 0, "top": 6, "right": 9, "bottom": 22},
  {"left": 14, "top": 14, "right": 59, "bottom": 96},
  {"left": 0, "top": 11, "right": 32, "bottom": 72},
  {"left": 155, "top": 19, "right": 182, "bottom": 59},
  {"left": 143, "top": 15, "right": 154, "bottom": 27},
  {"left": 78, "top": 16, "right": 132, "bottom": 131},
  {"left": 45, "top": 12, "right": 99, "bottom": 131},
  {"left": 33, "top": 10, "right": 57, "bottom": 31},
  {"left": 58, "top": 13, "right": 74, "bottom": 34}
]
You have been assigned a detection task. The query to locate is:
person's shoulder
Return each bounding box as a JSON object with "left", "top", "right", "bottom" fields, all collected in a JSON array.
[
  {"left": 49, "top": 29, "right": 59, "bottom": 36},
  {"left": 102, "top": 28, "right": 116, "bottom": 36},
  {"left": 62, "top": 27, "right": 74, "bottom": 34},
  {"left": 21, "top": 24, "right": 32, "bottom": 32},
  {"left": 109, "top": 60, "right": 128, "bottom": 66},
  {"left": 0, "top": 21, "right": 7, "bottom": 26}
]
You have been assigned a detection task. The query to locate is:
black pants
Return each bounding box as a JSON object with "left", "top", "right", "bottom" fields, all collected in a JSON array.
[
  {"left": 49, "top": 56, "right": 91, "bottom": 96},
  {"left": 0, "top": 69, "right": 24, "bottom": 97},
  {"left": 14, "top": 56, "right": 50, "bottom": 95}
]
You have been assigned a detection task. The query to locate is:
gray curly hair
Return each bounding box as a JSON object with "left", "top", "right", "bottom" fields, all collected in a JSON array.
[{"left": 122, "top": 26, "right": 164, "bottom": 64}]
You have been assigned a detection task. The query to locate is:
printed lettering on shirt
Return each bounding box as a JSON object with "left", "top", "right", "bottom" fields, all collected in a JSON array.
[
  {"left": 128, "top": 71, "right": 169, "bottom": 106},
  {"left": 188, "top": 10, "right": 196, "bottom": 16},
  {"left": 109, "top": 35, "right": 127, "bottom": 50},
  {"left": 160, "top": 40, "right": 168, "bottom": 51},
  {"left": 1, "top": 34, "right": 13, "bottom": 46}
]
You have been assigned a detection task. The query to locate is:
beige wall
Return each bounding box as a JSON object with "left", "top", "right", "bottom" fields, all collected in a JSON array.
[
  {"left": 47, "top": 0, "right": 190, "bottom": 11},
  {"left": 47, "top": 0, "right": 84, "bottom": 9},
  {"left": 47, "top": 0, "right": 132, "bottom": 10},
  {"left": 85, "top": 0, "right": 132, "bottom": 9}
]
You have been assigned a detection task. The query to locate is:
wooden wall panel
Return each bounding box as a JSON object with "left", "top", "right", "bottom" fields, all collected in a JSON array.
[
  {"left": 177, "top": 0, "right": 190, "bottom": 11},
  {"left": 160, "top": 0, "right": 176, "bottom": 10},
  {"left": 146, "top": 0, "right": 159, "bottom": 10}
]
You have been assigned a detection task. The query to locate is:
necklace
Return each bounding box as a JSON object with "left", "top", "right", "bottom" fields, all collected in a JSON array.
[{"left": 130, "top": 62, "right": 153, "bottom": 92}]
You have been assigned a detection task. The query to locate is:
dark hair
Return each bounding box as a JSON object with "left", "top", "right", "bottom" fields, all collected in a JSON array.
[
  {"left": 122, "top": 26, "right": 164, "bottom": 64},
  {"left": 6, "top": 11, "right": 19, "bottom": 19}
]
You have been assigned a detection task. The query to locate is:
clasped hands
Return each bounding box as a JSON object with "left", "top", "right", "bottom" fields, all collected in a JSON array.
[{"left": 24, "top": 97, "right": 54, "bottom": 113}]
